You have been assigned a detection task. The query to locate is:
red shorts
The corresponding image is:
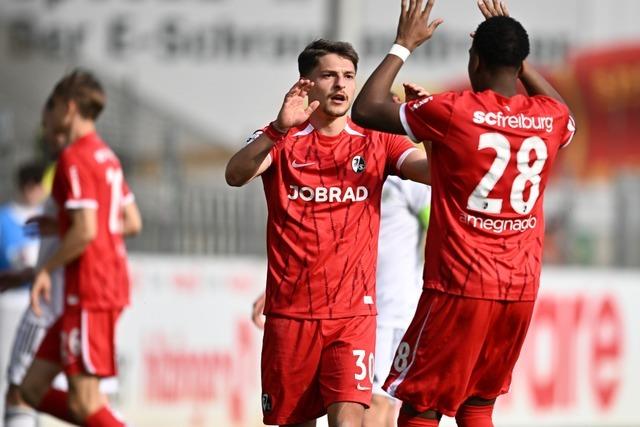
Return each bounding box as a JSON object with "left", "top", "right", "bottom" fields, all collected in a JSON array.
[
  {"left": 36, "top": 307, "right": 121, "bottom": 377},
  {"left": 261, "top": 315, "right": 376, "bottom": 425},
  {"left": 383, "top": 289, "right": 534, "bottom": 416}
]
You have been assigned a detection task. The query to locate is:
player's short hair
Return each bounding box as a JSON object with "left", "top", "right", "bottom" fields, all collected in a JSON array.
[
  {"left": 472, "top": 16, "right": 530, "bottom": 68},
  {"left": 51, "top": 69, "right": 106, "bottom": 120},
  {"left": 298, "top": 39, "right": 359, "bottom": 76},
  {"left": 16, "top": 161, "right": 45, "bottom": 190}
]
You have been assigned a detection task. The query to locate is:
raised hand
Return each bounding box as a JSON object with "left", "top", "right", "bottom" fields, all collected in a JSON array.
[
  {"left": 477, "top": 0, "right": 510, "bottom": 19},
  {"left": 395, "top": 0, "right": 444, "bottom": 52},
  {"left": 274, "top": 79, "right": 320, "bottom": 131},
  {"left": 403, "top": 82, "right": 431, "bottom": 102}
]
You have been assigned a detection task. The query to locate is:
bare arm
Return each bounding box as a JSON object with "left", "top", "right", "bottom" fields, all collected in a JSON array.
[
  {"left": 225, "top": 134, "right": 277, "bottom": 187},
  {"left": 225, "top": 79, "right": 319, "bottom": 187},
  {"left": 352, "top": 0, "right": 442, "bottom": 132},
  {"left": 399, "top": 149, "right": 430, "bottom": 185},
  {"left": 31, "top": 208, "right": 96, "bottom": 316},
  {"left": 122, "top": 201, "right": 143, "bottom": 237},
  {"left": 519, "top": 61, "right": 569, "bottom": 106}
]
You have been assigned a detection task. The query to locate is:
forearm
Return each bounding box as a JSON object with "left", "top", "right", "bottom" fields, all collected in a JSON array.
[
  {"left": 225, "top": 134, "right": 275, "bottom": 187},
  {"left": 41, "top": 226, "right": 92, "bottom": 273},
  {"left": 122, "top": 202, "right": 142, "bottom": 237},
  {"left": 519, "top": 61, "right": 568, "bottom": 106},
  {"left": 352, "top": 54, "right": 406, "bottom": 133},
  {"left": 0, "top": 267, "right": 35, "bottom": 291}
]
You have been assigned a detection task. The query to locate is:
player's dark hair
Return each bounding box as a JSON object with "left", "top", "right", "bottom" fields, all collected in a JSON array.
[
  {"left": 298, "top": 39, "right": 359, "bottom": 77},
  {"left": 472, "top": 16, "right": 530, "bottom": 68},
  {"left": 51, "top": 68, "right": 106, "bottom": 120},
  {"left": 16, "top": 161, "right": 45, "bottom": 190}
]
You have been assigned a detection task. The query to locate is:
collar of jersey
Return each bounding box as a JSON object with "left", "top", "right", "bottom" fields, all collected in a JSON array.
[{"left": 293, "top": 121, "right": 365, "bottom": 142}]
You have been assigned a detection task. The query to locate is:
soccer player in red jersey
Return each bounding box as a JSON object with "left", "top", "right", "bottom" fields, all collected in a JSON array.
[
  {"left": 351, "top": 1, "right": 576, "bottom": 426},
  {"left": 18, "top": 70, "right": 142, "bottom": 427},
  {"left": 226, "top": 39, "right": 430, "bottom": 426}
]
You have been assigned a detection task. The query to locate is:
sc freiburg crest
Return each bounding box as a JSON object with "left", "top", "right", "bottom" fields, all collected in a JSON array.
[{"left": 351, "top": 155, "right": 366, "bottom": 173}]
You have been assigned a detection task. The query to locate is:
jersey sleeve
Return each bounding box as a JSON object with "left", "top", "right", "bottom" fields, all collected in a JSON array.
[
  {"left": 399, "top": 92, "right": 457, "bottom": 143},
  {"left": 384, "top": 134, "right": 418, "bottom": 176},
  {"left": 55, "top": 151, "right": 98, "bottom": 210}
]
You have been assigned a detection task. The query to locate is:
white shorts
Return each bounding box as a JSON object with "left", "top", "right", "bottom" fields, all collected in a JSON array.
[
  {"left": 6, "top": 307, "right": 51, "bottom": 386},
  {"left": 373, "top": 323, "right": 407, "bottom": 397}
]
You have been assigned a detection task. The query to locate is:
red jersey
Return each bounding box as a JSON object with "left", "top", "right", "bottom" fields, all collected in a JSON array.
[
  {"left": 258, "top": 118, "right": 416, "bottom": 319},
  {"left": 400, "top": 90, "right": 575, "bottom": 301},
  {"left": 52, "top": 132, "right": 133, "bottom": 310}
]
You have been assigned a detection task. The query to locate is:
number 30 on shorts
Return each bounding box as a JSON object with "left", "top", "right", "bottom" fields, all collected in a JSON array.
[{"left": 352, "top": 349, "right": 374, "bottom": 383}]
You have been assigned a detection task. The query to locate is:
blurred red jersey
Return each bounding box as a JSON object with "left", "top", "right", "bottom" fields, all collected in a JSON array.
[
  {"left": 258, "top": 118, "right": 416, "bottom": 319},
  {"left": 400, "top": 90, "right": 575, "bottom": 301},
  {"left": 52, "top": 132, "right": 133, "bottom": 310}
]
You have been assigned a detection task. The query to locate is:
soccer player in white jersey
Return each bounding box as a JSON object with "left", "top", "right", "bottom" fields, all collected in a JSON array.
[{"left": 365, "top": 175, "right": 430, "bottom": 427}]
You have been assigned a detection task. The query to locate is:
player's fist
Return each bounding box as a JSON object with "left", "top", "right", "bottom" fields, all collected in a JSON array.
[{"left": 403, "top": 82, "right": 430, "bottom": 102}]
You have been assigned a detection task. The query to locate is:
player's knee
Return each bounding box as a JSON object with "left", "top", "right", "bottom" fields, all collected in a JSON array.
[{"left": 455, "top": 399, "right": 495, "bottom": 427}]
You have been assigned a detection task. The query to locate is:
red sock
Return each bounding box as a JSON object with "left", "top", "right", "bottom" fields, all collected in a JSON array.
[
  {"left": 37, "top": 389, "right": 78, "bottom": 425},
  {"left": 84, "top": 406, "right": 126, "bottom": 427},
  {"left": 455, "top": 404, "right": 494, "bottom": 427},
  {"left": 398, "top": 410, "right": 440, "bottom": 427}
]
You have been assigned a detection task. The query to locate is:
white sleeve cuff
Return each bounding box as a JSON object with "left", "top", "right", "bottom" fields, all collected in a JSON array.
[{"left": 399, "top": 103, "right": 419, "bottom": 142}]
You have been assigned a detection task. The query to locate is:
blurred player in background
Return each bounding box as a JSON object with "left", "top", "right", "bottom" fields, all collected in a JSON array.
[
  {"left": 227, "top": 39, "right": 429, "bottom": 426},
  {"left": 18, "top": 69, "right": 141, "bottom": 427},
  {"left": 2, "top": 96, "right": 126, "bottom": 427},
  {"left": 0, "top": 162, "right": 46, "bottom": 421},
  {"left": 352, "top": 0, "right": 576, "bottom": 426}
]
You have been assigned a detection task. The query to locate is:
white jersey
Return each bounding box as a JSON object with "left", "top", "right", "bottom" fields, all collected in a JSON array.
[{"left": 376, "top": 176, "right": 431, "bottom": 327}]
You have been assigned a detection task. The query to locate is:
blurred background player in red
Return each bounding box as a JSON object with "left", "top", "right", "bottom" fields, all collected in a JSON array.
[
  {"left": 226, "top": 39, "right": 430, "bottom": 426},
  {"left": 2, "top": 95, "right": 134, "bottom": 427},
  {"left": 352, "top": 0, "right": 576, "bottom": 426},
  {"left": 18, "top": 69, "right": 142, "bottom": 427}
]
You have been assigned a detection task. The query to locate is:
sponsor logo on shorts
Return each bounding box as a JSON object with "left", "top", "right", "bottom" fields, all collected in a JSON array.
[
  {"left": 459, "top": 212, "right": 538, "bottom": 234},
  {"left": 261, "top": 393, "right": 272, "bottom": 413},
  {"left": 357, "top": 383, "right": 371, "bottom": 391}
]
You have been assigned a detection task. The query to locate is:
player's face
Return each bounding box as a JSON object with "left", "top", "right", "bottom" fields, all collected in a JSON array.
[
  {"left": 41, "top": 101, "right": 69, "bottom": 154},
  {"left": 47, "top": 96, "right": 74, "bottom": 139},
  {"left": 306, "top": 53, "right": 357, "bottom": 118}
]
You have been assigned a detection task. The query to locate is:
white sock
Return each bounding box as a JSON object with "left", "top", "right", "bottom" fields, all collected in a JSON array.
[{"left": 4, "top": 405, "right": 39, "bottom": 427}]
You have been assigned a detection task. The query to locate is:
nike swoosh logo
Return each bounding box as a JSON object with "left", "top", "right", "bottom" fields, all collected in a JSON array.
[
  {"left": 356, "top": 384, "right": 371, "bottom": 391},
  {"left": 292, "top": 160, "right": 316, "bottom": 168}
]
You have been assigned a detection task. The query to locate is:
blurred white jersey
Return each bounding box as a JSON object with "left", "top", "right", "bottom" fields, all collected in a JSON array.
[
  {"left": 6, "top": 197, "right": 63, "bottom": 386},
  {"left": 376, "top": 176, "right": 431, "bottom": 327}
]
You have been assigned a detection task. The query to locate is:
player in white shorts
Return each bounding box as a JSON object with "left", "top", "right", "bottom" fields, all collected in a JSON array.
[{"left": 365, "top": 175, "right": 430, "bottom": 427}]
